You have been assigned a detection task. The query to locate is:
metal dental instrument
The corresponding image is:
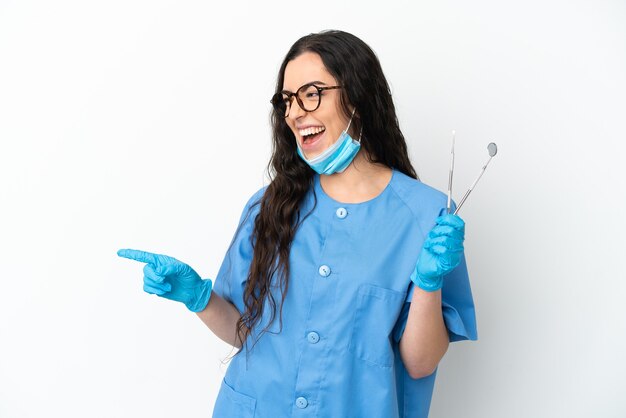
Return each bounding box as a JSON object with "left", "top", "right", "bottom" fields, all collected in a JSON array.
[
  {"left": 446, "top": 130, "right": 456, "bottom": 214},
  {"left": 453, "top": 142, "right": 498, "bottom": 215}
]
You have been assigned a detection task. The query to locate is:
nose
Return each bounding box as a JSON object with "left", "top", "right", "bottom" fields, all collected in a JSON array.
[{"left": 286, "top": 97, "right": 306, "bottom": 121}]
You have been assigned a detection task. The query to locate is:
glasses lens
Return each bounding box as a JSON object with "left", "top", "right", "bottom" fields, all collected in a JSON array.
[
  {"left": 297, "top": 85, "right": 321, "bottom": 112},
  {"left": 271, "top": 93, "right": 290, "bottom": 117}
]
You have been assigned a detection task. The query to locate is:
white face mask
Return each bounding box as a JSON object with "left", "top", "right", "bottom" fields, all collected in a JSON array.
[{"left": 296, "top": 109, "right": 362, "bottom": 175}]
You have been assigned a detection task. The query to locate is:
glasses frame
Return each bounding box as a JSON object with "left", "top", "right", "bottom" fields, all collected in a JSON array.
[{"left": 271, "top": 83, "right": 342, "bottom": 118}]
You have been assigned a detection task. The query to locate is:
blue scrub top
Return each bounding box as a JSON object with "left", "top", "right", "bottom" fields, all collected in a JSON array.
[{"left": 212, "top": 168, "right": 477, "bottom": 418}]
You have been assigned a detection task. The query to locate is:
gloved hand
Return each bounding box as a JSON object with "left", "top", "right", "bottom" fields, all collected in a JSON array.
[
  {"left": 410, "top": 214, "right": 465, "bottom": 292},
  {"left": 117, "top": 249, "right": 213, "bottom": 312}
]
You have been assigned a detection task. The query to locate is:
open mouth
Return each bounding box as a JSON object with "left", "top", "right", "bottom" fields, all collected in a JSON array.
[{"left": 300, "top": 126, "right": 326, "bottom": 144}]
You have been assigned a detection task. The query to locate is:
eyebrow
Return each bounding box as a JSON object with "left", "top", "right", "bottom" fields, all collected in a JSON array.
[{"left": 282, "top": 80, "right": 328, "bottom": 93}]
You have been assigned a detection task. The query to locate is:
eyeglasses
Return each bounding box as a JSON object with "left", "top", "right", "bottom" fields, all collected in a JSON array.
[{"left": 271, "top": 83, "right": 342, "bottom": 118}]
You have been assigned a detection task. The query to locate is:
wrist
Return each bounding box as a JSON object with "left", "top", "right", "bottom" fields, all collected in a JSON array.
[
  {"left": 187, "top": 279, "right": 214, "bottom": 313},
  {"left": 410, "top": 266, "right": 443, "bottom": 292},
  {"left": 416, "top": 276, "right": 443, "bottom": 292}
]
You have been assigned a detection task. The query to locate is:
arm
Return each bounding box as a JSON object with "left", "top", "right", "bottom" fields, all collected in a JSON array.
[
  {"left": 400, "top": 213, "right": 465, "bottom": 378},
  {"left": 195, "top": 293, "right": 243, "bottom": 349},
  {"left": 117, "top": 249, "right": 244, "bottom": 349},
  {"left": 399, "top": 288, "right": 449, "bottom": 379}
]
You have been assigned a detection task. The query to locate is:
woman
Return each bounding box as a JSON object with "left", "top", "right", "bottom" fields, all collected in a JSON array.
[{"left": 118, "top": 30, "right": 477, "bottom": 418}]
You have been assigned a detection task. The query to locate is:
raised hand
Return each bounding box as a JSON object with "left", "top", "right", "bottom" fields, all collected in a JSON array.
[
  {"left": 117, "top": 249, "right": 213, "bottom": 312},
  {"left": 410, "top": 214, "right": 465, "bottom": 292}
]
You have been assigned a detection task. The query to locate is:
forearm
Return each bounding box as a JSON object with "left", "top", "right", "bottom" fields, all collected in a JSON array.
[
  {"left": 399, "top": 288, "right": 449, "bottom": 379},
  {"left": 195, "top": 292, "right": 243, "bottom": 349}
]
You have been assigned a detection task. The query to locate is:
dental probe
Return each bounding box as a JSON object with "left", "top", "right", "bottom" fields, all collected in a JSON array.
[{"left": 446, "top": 130, "right": 456, "bottom": 214}]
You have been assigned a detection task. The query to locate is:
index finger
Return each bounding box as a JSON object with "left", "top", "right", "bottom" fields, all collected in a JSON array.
[
  {"left": 117, "top": 249, "right": 160, "bottom": 265},
  {"left": 435, "top": 214, "right": 465, "bottom": 230}
]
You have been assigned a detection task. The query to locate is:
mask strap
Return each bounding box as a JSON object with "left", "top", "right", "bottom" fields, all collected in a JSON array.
[
  {"left": 344, "top": 108, "right": 357, "bottom": 133},
  {"left": 344, "top": 108, "right": 362, "bottom": 143}
]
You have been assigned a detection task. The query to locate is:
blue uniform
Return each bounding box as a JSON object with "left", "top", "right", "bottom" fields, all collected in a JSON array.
[{"left": 212, "top": 169, "right": 477, "bottom": 418}]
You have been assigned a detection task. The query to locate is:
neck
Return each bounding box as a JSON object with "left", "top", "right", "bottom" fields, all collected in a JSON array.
[{"left": 319, "top": 151, "right": 393, "bottom": 203}]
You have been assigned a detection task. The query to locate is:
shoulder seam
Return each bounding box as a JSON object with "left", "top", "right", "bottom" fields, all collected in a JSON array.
[
  {"left": 388, "top": 180, "right": 427, "bottom": 238},
  {"left": 388, "top": 180, "right": 420, "bottom": 219}
]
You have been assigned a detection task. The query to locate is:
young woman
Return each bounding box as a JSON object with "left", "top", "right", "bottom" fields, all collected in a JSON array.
[{"left": 119, "top": 30, "right": 477, "bottom": 418}]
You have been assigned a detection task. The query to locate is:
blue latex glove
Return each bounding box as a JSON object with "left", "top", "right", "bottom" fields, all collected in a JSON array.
[
  {"left": 117, "top": 249, "right": 213, "bottom": 312},
  {"left": 410, "top": 214, "right": 465, "bottom": 292}
]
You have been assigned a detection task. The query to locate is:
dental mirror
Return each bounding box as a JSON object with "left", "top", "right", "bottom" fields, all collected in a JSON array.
[{"left": 453, "top": 142, "right": 498, "bottom": 215}]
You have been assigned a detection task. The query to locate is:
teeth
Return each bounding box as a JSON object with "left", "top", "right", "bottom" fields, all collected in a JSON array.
[{"left": 299, "top": 126, "right": 325, "bottom": 137}]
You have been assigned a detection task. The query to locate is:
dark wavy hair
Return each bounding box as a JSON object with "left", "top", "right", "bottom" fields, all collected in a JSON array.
[{"left": 231, "top": 30, "right": 418, "bottom": 358}]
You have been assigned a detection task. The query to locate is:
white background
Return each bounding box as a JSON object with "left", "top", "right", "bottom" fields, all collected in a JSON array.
[{"left": 1, "top": 1, "right": 625, "bottom": 417}]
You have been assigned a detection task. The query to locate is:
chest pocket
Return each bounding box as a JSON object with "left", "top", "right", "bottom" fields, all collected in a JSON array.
[{"left": 348, "top": 283, "right": 407, "bottom": 368}]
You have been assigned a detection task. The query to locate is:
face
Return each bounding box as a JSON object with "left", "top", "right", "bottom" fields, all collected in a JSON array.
[{"left": 282, "top": 52, "right": 354, "bottom": 159}]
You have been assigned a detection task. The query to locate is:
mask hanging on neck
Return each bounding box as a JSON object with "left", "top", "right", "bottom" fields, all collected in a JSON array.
[{"left": 296, "top": 108, "right": 362, "bottom": 175}]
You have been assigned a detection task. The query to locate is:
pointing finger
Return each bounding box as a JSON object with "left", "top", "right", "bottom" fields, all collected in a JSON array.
[{"left": 117, "top": 249, "right": 161, "bottom": 265}]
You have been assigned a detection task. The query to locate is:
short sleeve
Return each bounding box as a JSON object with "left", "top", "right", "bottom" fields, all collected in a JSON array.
[
  {"left": 212, "top": 187, "right": 265, "bottom": 314},
  {"left": 392, "top": 253, "right": 477, "bottom": 344},
  {"left": 438, "top": 200, "right": 477, "bottom": 342},
  {"left": 440, "top": 253, "right": 477, "bottom": 341}
]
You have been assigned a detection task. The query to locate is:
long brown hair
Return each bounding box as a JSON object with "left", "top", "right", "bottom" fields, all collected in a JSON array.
[{"left": 232, "top": 30, "right": 418, "bottom": 358}]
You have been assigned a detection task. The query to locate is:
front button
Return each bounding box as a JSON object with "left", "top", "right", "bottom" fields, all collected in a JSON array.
[
  {"left": 307, "top": 331, "right": 320, "bottom": 344},
  {"left": 336, "top": 207, "right": 348, "bottom": 219},
  {"left": 296, "top": 396, "right": 308, "bottom": 408},
  {"left": 318, "top": 265, "right": 331, "bottom": 277}
]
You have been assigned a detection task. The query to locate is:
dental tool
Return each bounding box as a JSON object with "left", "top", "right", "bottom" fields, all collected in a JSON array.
[
  {"left": 446, "top": 130, "right": 456, "bottom": 214},
  {"left": 453, "top": 142, "right": 498, "bottom": 215}
]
